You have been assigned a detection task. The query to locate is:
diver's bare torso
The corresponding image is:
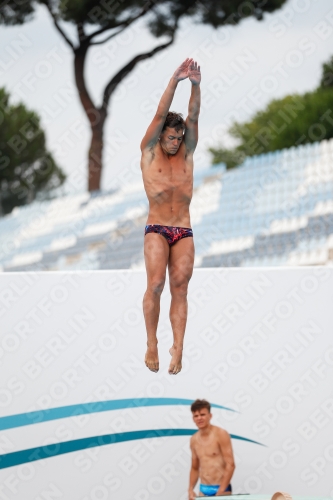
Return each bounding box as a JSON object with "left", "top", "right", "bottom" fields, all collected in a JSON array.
[{"left": 141, "top": 140, "right": 194, "bottom": 227}]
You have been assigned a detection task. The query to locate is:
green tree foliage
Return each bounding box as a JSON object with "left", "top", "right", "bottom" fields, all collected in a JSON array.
[
  {"left": 320, "top": 55, "right": 333, "bottom": 89},
  {"left": 0, "top": 0, "right": 288, "bottom": 191},
  {"left": 0, "top": 88, "right": 66, "bottom": 215},
  {"left": 210, "top": 55, "right": 333, "bottom": 169}
]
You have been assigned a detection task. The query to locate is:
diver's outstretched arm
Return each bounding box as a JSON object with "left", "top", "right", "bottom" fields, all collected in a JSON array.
[{"left": 140, "top": 58, "right": 193, "bottom": 151}]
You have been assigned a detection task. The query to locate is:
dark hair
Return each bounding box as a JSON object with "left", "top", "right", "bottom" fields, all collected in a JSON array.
[
  {"left": 191, "top": 399, "right": 211, "bottom": 413},
  {"left": 162, "top": 111, "right": 185, "bottom": 132}
]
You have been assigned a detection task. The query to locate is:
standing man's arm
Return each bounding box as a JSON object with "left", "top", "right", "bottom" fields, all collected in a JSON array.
[
  {"left": 184, "top": 60, "right": 201, "bottom": 155},
  {"left": 216, "top": 430, "right": 235, "bottom": 496},
  {"left": 140, "top": 58, "right": 193, "bottom": 152},
  {"left": 189, "top": 439, "right": 200, "bottom": 500}
]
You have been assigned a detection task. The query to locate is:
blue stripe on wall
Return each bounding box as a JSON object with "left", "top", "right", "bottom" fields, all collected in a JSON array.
[
  {"left": 0, "top": 429, "right": 263, "bottom": 470},
  {"left": 0, "top": 398, "right": 235, "bottom": 431}
]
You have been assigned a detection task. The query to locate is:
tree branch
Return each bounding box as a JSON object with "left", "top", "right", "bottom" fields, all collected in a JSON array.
[
  {"left": 101, "top": 34, "right": 176, "bottom": 113},
  {"left": 90, "top": 26, "right": 128, "bottom": 46},
  {"left": 87, "top": 0, "right": 156, "bottom": 43},
  {"left": 77, "top": 23, "right": 86, "bottom": 43},
  {"left": 40, "top": 0, "right": 75, "bottom": 49}
]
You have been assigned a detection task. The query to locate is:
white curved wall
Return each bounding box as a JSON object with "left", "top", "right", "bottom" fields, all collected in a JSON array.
[{"left": 0, "top": 268, "right": 332, "bottom": 499}]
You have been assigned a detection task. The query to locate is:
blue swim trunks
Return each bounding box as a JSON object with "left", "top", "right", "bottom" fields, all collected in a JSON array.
[{"left": 199, "top": 484, "right": 232, "bottom": 496}]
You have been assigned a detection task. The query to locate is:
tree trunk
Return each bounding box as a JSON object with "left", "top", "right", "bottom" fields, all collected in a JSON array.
[
  {"left": 88, "top": 121, "right": 105, "bottom": 192},
  {"left": 74, "top": 44, "right": 106, "bottom": 191},
  {"left": 74, "top": 37, "right": 175, "bottom": 192}
]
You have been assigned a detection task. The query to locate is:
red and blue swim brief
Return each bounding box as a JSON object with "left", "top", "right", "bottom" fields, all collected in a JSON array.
[{"left": 144, "top": 224, "right": 193, "bottom": 246}]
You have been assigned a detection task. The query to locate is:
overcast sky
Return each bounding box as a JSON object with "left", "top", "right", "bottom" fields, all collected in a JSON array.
[{"left": 0, "top": 0, "right": 332, "bottom": 194}]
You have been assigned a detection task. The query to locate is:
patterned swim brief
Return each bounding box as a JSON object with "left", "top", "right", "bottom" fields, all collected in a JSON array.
[{"left": 144, "top": 224, "right": 193, "bottom": 246}]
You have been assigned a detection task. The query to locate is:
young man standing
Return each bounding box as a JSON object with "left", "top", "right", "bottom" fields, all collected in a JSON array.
[
  {"left": 189, "top": 399, "right": 235, "bottom": 498},
  {"left": 140, "top": 58, "right": 201, "bottom": 375}
]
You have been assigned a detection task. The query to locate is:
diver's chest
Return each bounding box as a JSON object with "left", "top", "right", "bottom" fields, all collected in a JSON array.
[
  {"left": 151, "top": 159, "right": 192, "bottom": 185},
  {"left": 152, "top": 173, "right": 192, "bottom": 196}
]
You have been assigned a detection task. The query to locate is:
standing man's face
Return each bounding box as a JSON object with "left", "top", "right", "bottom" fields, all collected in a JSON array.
[
  {"left": 192, "top": 408, "right": 212, "bottom": 429},
  {"left": 160, "top": 127, "right": 184, "bottom": 155}
]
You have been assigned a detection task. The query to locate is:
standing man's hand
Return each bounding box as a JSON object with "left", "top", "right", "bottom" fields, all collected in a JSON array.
[
  {"left": 188, "top": 488, "right": 196, "bottom": 500},
  {"left": 173, "top": 58, "right": 193, "bottom": 81},
  {"left": 188, "top": 60, "right": 201, "bottom": 85}
]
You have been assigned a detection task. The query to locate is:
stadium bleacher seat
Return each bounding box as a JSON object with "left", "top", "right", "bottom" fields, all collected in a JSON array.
[{"left": 1, "top": 139, "right": 333, "bottom": 271}]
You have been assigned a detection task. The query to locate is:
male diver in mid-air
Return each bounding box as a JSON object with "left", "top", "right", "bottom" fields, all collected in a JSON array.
[{"left": 140, "top": 58, "right": 201, "bottom": 375}]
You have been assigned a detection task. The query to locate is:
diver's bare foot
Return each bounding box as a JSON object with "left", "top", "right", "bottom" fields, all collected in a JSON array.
[
  {"left": 145, "top": 344, "right": 159, "bottom": 372},
  {"left": 168, "top": 346, "right": 183, "bottom": 375}
]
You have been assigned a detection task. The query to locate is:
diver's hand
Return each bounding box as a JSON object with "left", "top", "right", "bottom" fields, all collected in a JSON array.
[
  {"left": 173, "top": 58, "right": 193, "bottom": 81},
  {"left": 188, "top": 60, "right": 201, "bottom": 85}
]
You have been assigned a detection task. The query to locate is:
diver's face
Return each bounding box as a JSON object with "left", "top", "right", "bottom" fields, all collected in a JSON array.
[{"left": 160, "top": 127, "right": 184, "bottom": 154}]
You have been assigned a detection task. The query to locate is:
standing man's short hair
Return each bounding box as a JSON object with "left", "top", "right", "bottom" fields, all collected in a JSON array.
[
  {"left": 162, "top": 111, "right": 186, "bottom": 132},
  {"left": 191, "top": 399, "right": 211, "bottom": 413}
]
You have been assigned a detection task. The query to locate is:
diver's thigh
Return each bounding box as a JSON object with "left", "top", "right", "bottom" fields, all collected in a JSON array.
[
  {"left": 168, "top": 236, "right": 194, "bottom": 286},
  {"left": 144, "top": 233, "right": 169, "bottom": 281}
]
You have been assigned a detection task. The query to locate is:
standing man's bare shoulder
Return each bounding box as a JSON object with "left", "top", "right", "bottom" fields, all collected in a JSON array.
[
  {"left": 191, "top": 431, "right": 203, "bottom": 454},
  {"left": 190, "top": 433, "right": 200, "bottom": 465},
  {"left": 216, "top": 426, "right": 235, "bottom": 460},
  {"left": 215, "top": 425, "right": 231, "bottom": 441},
  {"left": 190, "top": 432, "right": 198, "bottom": 449},
  {"left": 191, "top": 431, "right": 199, "bottom": 441}
]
